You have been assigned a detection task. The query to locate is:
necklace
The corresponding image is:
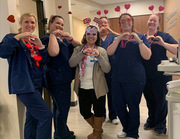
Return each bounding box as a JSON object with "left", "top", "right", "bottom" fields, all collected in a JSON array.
[
  {"left": 120, "top": 35, "right": 134, "bottom": 48},
  {"left": 23, "top": 40, "right": 42, "bottom": 67}
]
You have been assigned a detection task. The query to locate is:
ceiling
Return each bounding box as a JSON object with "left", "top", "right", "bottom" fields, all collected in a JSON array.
[{"left": 71, "top": 0, "right": 146, "bottom": 20}]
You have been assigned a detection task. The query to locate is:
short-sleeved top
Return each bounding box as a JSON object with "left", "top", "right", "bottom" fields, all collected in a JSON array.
[
  {"left": 112, "top": 33, "right": 150, "bottom": 82},
  {"left": 101, "top": 34, "right": 116, "bottom": 74},
  {"left": 41, "top": 34, "right": 75, "bottom": 85},
  {"left": 142, "top": 31, "right": 178, "bottom": 79}
]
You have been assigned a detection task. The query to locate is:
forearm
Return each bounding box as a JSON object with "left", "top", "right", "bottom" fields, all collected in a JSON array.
[
  {"left": 139, "top": 42, "right": 152, "bottom": 60},
  {"left": 47, "top": 34, "right": 59, "bottom": 57},
  {"left": 163, "top": 43, "right": 178, "bottom": 55},
  {"left": 70, "top": 37, "right": 81, "bottom": 47},
  {"left": 107, "top": 38, "right": 120, "bottom": 55}
]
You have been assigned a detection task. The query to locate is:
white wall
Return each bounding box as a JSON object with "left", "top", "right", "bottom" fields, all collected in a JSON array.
[
  {"left": 90, "top": 0, "right": 164, "bottom": 22},
  {"left": 0, "top": 1, "right": 20, "bottom": 139}
]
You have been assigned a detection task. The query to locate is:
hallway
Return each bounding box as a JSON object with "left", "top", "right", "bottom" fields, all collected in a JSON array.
[{"left": 67, "top": 96, "right": 168, "bottom": 139}]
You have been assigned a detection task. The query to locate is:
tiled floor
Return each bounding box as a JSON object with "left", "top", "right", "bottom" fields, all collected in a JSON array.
[{"left": 67, "top": 96, "right": 169, "bottom": 139}]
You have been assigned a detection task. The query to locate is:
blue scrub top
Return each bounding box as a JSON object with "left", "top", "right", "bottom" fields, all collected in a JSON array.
[
  {"left": 142, "top": 31, "right": 178, "bottom": 79},
  {"left": 101, "top": 35, "right": 116, "bottom": 74},
  {"left": 112, "top": 33, "right": 150, "bottom": 82},
  {"left": 0, "top": 33, "right": 48, "bottom": 94},
  {"left": 41, "top": 34, "right": 75, "bottom": 85}
]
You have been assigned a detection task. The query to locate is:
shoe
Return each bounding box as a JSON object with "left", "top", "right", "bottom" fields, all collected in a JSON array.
[
  {"left": 117, "top": 131, "right": 126, "bottom": 138},
  {"left": 111, "top": 119, "right": 119, "bottom": 125},
  {"left": 144, "top": 122, "right": 155, "bottom": 130},
  {"left": 70, "top": 131, "right": 74, "bottom": 135},
  {"left": 154, "top": 128, "right": 166, "bottom": 135},
  {"left": 70, "top": 134, "right": 76, "bottom": 139},
  {"left": 126, "top": 138, "right": 137, "bottom": 139}
]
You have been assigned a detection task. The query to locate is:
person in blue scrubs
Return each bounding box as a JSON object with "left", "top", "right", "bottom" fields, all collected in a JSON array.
[
  {"left": 142, "top": 14, "right": 178, "bottom": 135},
  {"left": 0, "top": 13, "right": 52, "bottom": 139},
  {"left": 98, "top": 16, "right": 119, "bottom": 125},
  {"left": 41, "top": 15, "right": 81, "bottom": 139},
  {"left": 107, "top": 13, "right": 151, "bottom": 139}
]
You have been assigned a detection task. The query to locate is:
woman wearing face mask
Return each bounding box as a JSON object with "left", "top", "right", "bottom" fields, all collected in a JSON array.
[
  {"left": 69, "top": 25, "right": 110, "bottom": 139},
  {"left": 107, "top": 13, "right": 151, "bottom": 139},
  {"left": 41, "top": 15, "right": 81, "bottom": 139},
  {"left": 0, "top": 13, "right": 52, "bottom": 139},
  {"left": 142, "top": 14, "right": 178, "bottom": 135},
  {"left": 98, "top": 16, "right": 119, "bottom": 125}
]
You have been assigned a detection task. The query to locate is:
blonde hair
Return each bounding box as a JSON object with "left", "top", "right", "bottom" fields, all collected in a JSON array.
[{"left": 18, "top": 13, "right": 37, "bottom": 33}]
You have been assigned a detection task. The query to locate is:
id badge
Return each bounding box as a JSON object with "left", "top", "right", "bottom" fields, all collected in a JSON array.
[{"left": 90, "top": 56, "right": 98, "bottom": 62}]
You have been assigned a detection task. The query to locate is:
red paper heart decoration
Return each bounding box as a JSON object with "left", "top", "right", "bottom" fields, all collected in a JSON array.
[
  {"left": 104, "top": 10, "right": 108, "bottom": 15},
  {"left": 97, "top": 11, "right": 101, "bottom": 15},
  {"left": 68, "top": 11, "right": 72, "bottom": 14},
  {"left": 159, "top": 6, "right": 164, "bottom": 11},
  {"left": 7, "top": 15, "right": 15, "bottom": 23},
  {"left": 148, "top": 5, "right": 154, "bottom": 11},
  {"left": 115, "top": 6, "right": 120, "bottom": 12},
  {"left": 124, "top": 4, "right": 131, "bottom": 10},
  {"left": 58, "top": 5, "right": 62, "bottom": 9}
]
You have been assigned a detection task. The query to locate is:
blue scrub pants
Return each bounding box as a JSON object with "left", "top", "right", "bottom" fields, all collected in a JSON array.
[
  {"left": 112, "top": 81, "right": 144, "bottom": 138},
  {"left": 50, "top": 83, "right": 72, "bottom": 139},
  {"left": 17, "top": 88, "right": 53, "bottom": 139},
  {"left": 143, "top": 76, "right": 171, "bottom": 131},
  {"left": 103, "top": 73, "right": 117, "bottom": 121}
]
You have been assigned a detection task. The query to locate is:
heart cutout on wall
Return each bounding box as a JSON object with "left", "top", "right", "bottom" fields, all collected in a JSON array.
[{"left": 7, "top": 15, "right": 15, "bottom": 23}]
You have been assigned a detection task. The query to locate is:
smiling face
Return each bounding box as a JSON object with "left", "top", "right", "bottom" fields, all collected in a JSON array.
[
  {"left": 85, "top": 27, "right": 98, "bottom": 45},
  {"left": 147, "top": 14, "right": 160, "bottom": 31},
  {"left": 20, "top": 16, "right": 36, "bottom": 33},
  {"left": 49, "top": 16, "right": 64, "bottom": 32},
  {"left": 119, "top": 14, "right": 133, "bottom": 32}
]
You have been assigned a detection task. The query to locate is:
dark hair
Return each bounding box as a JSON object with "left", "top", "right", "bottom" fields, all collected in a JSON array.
[
  {"left": 119, "top": 13, "right": 135, "bottom": 32},
  {"left": 81, "top": 25, "right": 101, "bottom": 46},
  {"left": 48, "top": 15, "right": 64, "bottom": 30},
  {"left": 99, "top": 16, "right": 110, "bottom": 25}
]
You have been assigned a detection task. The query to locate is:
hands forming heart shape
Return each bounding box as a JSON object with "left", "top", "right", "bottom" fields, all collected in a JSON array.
[
  {"left": 148, "top": 36, "right": 159, "bottom": 43},
  {"left": 121, "top": 33, "right": 135, "bottom": 41},
  {"left": 83, "top": 48, "right": 99, "bottom": 57}
]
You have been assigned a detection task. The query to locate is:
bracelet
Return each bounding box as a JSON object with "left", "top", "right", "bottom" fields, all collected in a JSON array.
[
  {"left": 69, "top": 37, "right": 73, "bottom": 42},
  {"left": 138, "top": 40, "right": 143, "bottom": 45}
]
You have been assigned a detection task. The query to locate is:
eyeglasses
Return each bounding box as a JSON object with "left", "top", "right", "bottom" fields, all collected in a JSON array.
[
  {"left": 86, "top": 33, "right": 97, "bottom": 36},
  {"left": 120, "top": 17, "right": 132, "bottom": 24}
]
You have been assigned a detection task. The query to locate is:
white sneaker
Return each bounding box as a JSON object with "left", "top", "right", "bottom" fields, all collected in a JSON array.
[
  {"left": 117, "top": 131, "right": 126, "bottom": 138},
  {"left": 111, "top": 119, "right": 119, "bottom": 125}
]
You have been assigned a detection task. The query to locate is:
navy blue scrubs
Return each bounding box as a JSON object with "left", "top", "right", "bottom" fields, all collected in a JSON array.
[
  {"left": 142, "top": 31, "right": 178, "bottom": 133},
  {"left": 101, "top": 34, "right": 117, "bottom": 121},
  {"left": 41, "top": 34, "right": 75, "bottom": 139},
  {"left": 111, "top": 33, "right": 150, "bottom": 138},
  {"left": 0, "top": 33, "right": 53, "bottom": 139}
]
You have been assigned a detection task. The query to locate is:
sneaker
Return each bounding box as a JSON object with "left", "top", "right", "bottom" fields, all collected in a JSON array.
[
  {"left": 154, "top": 128, "right": 166, "bottom": 135},
  {"left": 117, "top": 131, "right": 126, "bottom": 138},
  {"left": 111, "top": 119, "right": 119, "bottom": 125},
  {"left": 144, "top": 122, "right": 155, "bottom": 130}
]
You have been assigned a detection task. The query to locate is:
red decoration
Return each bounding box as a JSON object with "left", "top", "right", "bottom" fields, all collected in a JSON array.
[
  {"left": 93, "top": 17, "right": 102, "bottom": 24},
  {"left": 159, "top": 6, "right": 164, "bottom": 12},
  {"left": 97, "top": 11, "right": 101, "bottom": 16},
  {"left": 83, "top": 18, "right": 91, "bottom": 24},
  {"left": 104, "top": 10, "right": 108, "bottom": 15},
  {"left": 7, "top": 15, "right": 15, "bottom": 23},
  {"left": 124, "top": 4, "right": 131, "bottom": 10},
  {"left": 115, "top": 6, "right": 120, "bottom": 12},
  {"left": 24, "top": 40, "right": 42, "bottom": 67},
  {"left": 68, "top": 11, "right": 72, "bottom": 14},
  {"left": 58, "top": 5, "right": 62, "bottom": 9},
  {"left": 148, "top": 5, "right": 154, "bottom": 11}
]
